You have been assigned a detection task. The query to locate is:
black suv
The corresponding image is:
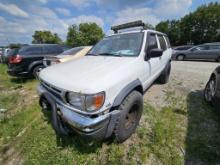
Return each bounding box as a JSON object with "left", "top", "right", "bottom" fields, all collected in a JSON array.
[{"left": 7, "top": 44, "right": 64, "bottom": 78}]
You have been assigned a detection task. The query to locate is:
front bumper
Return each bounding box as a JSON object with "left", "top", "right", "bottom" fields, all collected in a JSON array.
[{"left": 37, "top": 85, "right": 120, "bottom": 139}]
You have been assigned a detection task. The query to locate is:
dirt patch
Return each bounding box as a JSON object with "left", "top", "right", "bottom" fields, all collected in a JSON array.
[{"left": 144, "top": 61, "right": 219, "bottom": 108}]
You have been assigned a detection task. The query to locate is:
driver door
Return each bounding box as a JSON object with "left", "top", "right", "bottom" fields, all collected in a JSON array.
[{"left": 142, "top": 32, "right": 161, "bottom": 89}]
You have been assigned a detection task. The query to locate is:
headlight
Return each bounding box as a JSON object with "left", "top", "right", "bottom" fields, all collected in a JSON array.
[{"left": 66, "top": 92, "right": 105, "bottom": 112}]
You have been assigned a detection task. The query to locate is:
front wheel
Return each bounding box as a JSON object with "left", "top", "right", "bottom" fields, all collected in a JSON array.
[
  {"left": 204, "top": 77, "right": 216, "bottom": 105},
  {"left": 114, "top": 91, "right": 143, "bottom": 143},
  {"left": 176, "top": 55, "right": 185, "bottom": 61}
]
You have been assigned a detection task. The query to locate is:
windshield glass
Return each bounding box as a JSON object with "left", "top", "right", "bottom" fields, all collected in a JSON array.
[
  {"left": 88, "top": 32, "right": 143, "bottom": 57},
  {"left": 61, "top": 47, "right": 84, "bottom": 55}
]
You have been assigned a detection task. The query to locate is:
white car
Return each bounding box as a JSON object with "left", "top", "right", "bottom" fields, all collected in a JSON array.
[{"left": 37, "top": 21, "right": 172, "bottom": 142}]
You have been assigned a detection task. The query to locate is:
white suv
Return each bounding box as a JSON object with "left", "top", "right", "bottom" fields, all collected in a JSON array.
[{"left": 37, "top": 21, "right": 172, "bottom": 142}]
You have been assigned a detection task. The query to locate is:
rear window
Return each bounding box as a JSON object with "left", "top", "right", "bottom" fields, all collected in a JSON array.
[
  {"left": 158, "top": 35, "right": 167, "bottom": 51},
  {"left": 8, "top": 48, "right": 19, "bottom": 56},
  {"left": 61, "top": 47, "right": 84, "bottom": 55},
  {"left": 19, "top": 46, "right": 42, "bottom": 55},
  {"left": 43, "top": 45, "right": 63, "bottom": 54}
]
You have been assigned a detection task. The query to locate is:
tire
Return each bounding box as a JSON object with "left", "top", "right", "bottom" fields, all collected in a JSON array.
[
  {"left": 32, "top": 65, "right": 44, "bottom": 78},
  {"left": 204, "top": 76, "right": 216, "bottom": 105},
  {"left": 157, "top": 62, "right": 171, "bottom": 84},
  {"left": 114, "top": 91, "right": 143, "bottom": 143},
  {"left": 176, "top": 55, "right": 185, "bottom": 61}
]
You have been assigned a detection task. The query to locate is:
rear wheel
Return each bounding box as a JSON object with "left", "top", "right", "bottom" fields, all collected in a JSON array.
[
  {"left": 204, "top": 76, "right": 216, "bottom": 105},
  {"left": 176, "top": 55, "right": 185, "bottom": 61},
  {"left": 114, "top": 91, "right": 143, "bottom": 143},
  {"left": 32, "top": 65, "right": 44, "bottom": 78}
]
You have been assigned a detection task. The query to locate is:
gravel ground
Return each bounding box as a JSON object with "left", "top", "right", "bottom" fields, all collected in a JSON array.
[{"left": 144, "top": 61, "right": 220, "bottom": 108}]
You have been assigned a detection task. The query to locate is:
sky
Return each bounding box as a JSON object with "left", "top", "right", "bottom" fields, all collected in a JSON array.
[{"left": 0, "top": 0, "right": 219, "bottom": 46}]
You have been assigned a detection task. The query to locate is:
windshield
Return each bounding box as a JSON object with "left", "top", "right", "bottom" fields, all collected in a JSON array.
[
  {"left": 61, "top": 47, "right": 84, "bottom": 55},
  {"left": 88, "top": 32, "right": 144, "bottom": 57}
]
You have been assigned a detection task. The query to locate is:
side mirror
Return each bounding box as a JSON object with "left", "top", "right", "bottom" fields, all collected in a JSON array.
[{"left": 149, "top": 48, "right": 163, "bottom": 58}]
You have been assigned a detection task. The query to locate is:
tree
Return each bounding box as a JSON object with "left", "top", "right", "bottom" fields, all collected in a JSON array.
[
  {"left": 66, "top": 23, "right": 104, "bottom": 47},
  {"left": 156, "top": 2, "right": 220, "bottom": 45},
  {"left": 180, "top": 2, "right": 220, "bottom": 44},
  {"left": 156, "top": 20, "right": 181, "bottom": 46},
  {"left": 32, "top": 31, "right": 62, "bottom": 44},
  {"left": 156, "top": 21, "right": 169, "bottom": 34}
]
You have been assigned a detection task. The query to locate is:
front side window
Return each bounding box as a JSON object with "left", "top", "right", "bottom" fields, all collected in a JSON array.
[
  {"left": 146, "top": 33, "right": 158, "bottom": 54},
  {"left": 192, "top": 45, "right": 209, "bottom": 51},
  {"left": 88, "top": 32, "right": 144, "bottom": 57}
]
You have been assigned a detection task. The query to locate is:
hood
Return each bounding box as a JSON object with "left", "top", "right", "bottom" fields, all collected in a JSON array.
[{"left": 39, "top": 56, "right": 137, "bottom": 93}]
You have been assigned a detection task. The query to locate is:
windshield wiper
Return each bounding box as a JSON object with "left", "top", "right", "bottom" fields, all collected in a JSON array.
[{"left": 98, "top": 53, "right": 122, "bottom": 57}]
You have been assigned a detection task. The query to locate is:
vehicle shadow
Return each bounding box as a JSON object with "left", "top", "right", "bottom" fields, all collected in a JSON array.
[
  {"left": 173, "top": 59, "right": 219, "bottom": 63},
  {"left": 41, "top": 109, "right": 114, "bottom": 154},
  {"left": 185, "top": 90, "right": 220, "bottom": 164},
  {"left": 10, "top": 77, "right": 33, "bottom": 84}
]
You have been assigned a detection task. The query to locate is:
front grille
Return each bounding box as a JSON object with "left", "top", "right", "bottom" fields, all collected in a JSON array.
[{"left": 40, "top": 80, "right": 64, "bottom": 100}]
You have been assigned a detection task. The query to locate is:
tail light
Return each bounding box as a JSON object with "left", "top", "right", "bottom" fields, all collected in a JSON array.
[{"left": 9, "top": 55, "right": 22, "bottom": 64}]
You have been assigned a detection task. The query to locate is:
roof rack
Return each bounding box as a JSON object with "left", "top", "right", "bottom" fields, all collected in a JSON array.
[{"left": 111, "top": 20, "right": 147, "bottom": 33}]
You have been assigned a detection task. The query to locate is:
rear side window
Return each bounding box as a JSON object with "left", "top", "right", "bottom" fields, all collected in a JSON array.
[
  {"left": 43, "top": 45, "right": 63, "bottom": 54},
  {"left": 146, "top": 33, "right": 158, "bottom": 54},
  {"left": 158, "top": 35, "right": 167, "bottom": 51},
  {"left": 209, "top": 45, "right": 220, "bottom": 50},
  {"left": 19, "top": 46, "right": 42, "bottom": 55},
  {"left": 165, "top": 36, "right": 171, "bottom": 48}
]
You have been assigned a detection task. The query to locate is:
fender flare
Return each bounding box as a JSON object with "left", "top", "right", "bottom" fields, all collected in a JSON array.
[
  {"left": 112, "top": 79, "right": 143, "bottom": 107},
  {"left": 28, "top": 60, "right": 44, "bottom": 72}
]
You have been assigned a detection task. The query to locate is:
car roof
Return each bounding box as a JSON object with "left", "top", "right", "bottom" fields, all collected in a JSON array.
[
  {"left": 108, "top": 29, "right": 167, "bottom": 37},
  {"left": 203, "top": 42, "right": 220, "bottom": 45}
]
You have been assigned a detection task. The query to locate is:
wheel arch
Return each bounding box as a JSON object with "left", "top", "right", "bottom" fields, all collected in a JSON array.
[
  {"left": 176, "top": 54, "right": 186, "bottom": 60},
  {"left": 28, "top": 60, "right": 44, "bottom": 72},
  {"left": 112, "top": 79, "right": 143, "bottom": 108}
]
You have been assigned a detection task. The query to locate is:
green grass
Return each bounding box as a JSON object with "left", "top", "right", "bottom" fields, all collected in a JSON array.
[{"left": 1, "top": 64, "right": 220, "bottom": 165}]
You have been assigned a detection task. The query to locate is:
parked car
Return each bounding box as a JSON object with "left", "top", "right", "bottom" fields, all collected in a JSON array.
[
  {"left": 204, "top": 66, "right": 220, "bottom": 111},
  {"left": 43, "top": 46, "right": 92, "bottom": 67},
  {"left": 172, "top": 45, "right": 193, "bottom": 59},
  {"left": 173, "top": 43, "right": 220, "bottom": 61},
  {"left": 0, "top": 50, "right": 3, "bottom": 63},
  {"left": 1, "top": 48, "right": 10, "bottom": 64},
  {"left": 37, "top": 20, "right": 172, "bottom": 142},
  {"left": 7, "top": 44, "right": 64, "bottom": 78}
]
